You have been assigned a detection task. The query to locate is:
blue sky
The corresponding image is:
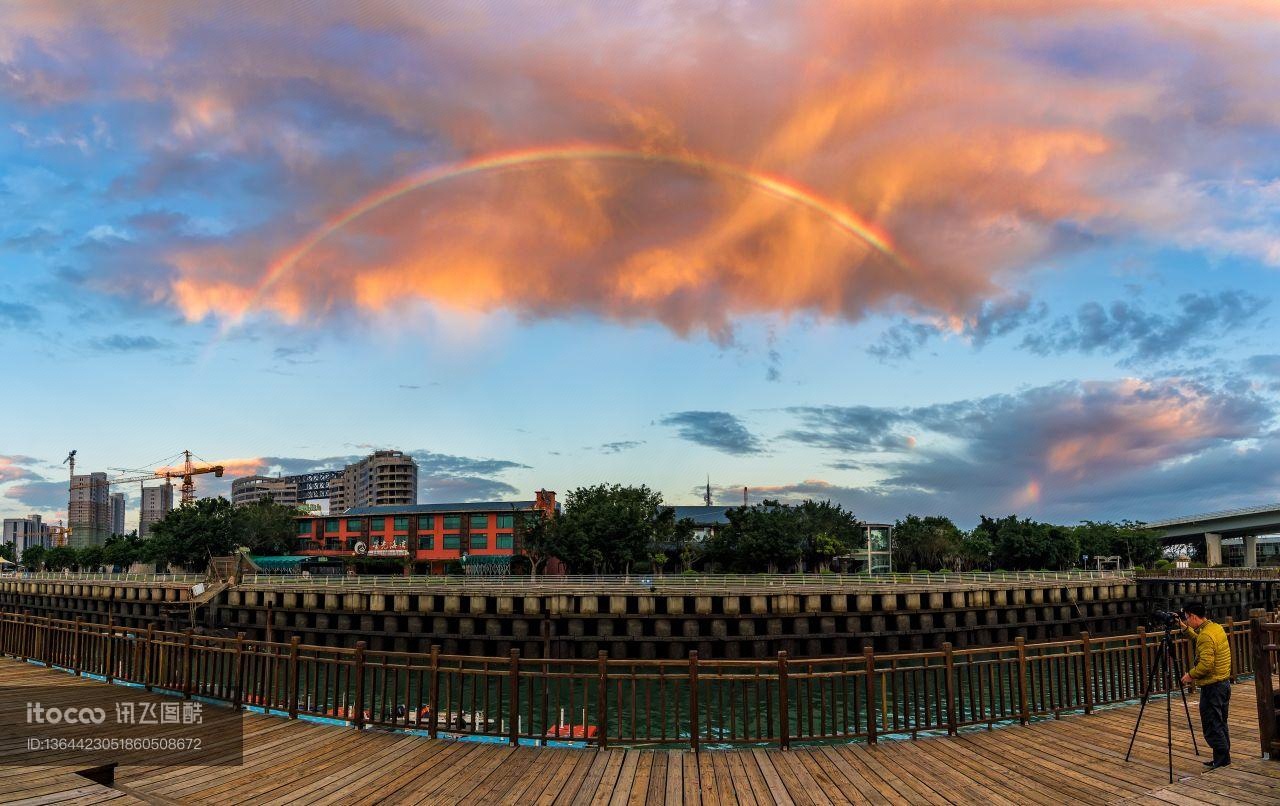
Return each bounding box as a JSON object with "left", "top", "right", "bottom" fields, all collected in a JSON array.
[{"left": 3, "top": 2, "right": 1280, "bottom": 532}]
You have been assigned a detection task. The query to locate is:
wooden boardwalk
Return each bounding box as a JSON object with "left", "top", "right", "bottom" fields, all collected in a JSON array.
[{"left": 0, "top": 658, "right": 1270, "bottom": 804}]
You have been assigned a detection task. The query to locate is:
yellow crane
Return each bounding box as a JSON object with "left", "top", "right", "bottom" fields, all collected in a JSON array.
[{"left": 70, "top": 450, "right": 225, "bottom": 505}]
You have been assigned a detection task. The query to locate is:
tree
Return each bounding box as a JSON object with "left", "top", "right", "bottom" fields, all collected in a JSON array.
[
  {"left": 77, "top": 545, "right": 106, "bottom": 571},
  {"left": 1074, "top": 520, "right": 1160, "bottom": 568},
  {"left": 982, "top": 515, "right": 1079, "bottom": 571},
  {"left": 237, "top": 500, "right": 298, "bottom": 555},
  {"left": 19, "top": 544, "right": 45, "bottom": 570},
  {"left": 144, "top": 497, "right": 244, "bottom": 570},
  {"left": 705, "top": 500, "right": 802, "bottom": 573},
  {"left": 104, "top": 533, "right": 142, "bottom": 570},
  {"left": 544, "top": 484, "right": 672, "bottom": 574},
  {"left": 891, "top": 515, "right": 962, "bottom": 571},
  {"left": 0, "top": 541, "right": 14, "bottom": 563},
  {"left": 44, "top": 545, "right": 78, "bottom": 571},
  {"left": 514, "top": 509, "right": 556, "bottom": 578},
  {"left": 794, "top": 500, "right": 862, "bottom": 571}
]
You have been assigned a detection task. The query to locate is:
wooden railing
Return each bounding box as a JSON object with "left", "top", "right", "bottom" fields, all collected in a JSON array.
[
  {"left": 0, "top": 611, "right": 1258, "bottom": 751},
  {"left": 1137, "top": 568, "right": 1280, "bottom": 580},
  {"left": 1252, "top": 617, "right": 1280, "bottom": 759}
]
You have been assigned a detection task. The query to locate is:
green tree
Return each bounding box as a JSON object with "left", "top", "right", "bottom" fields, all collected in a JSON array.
[
  {"left": 514, "top": 510, "right": 555, "bottom": 577},
  {"left": 672, "top": 517, "right": 698, "bottom": 572},
  {"left": 705, "top": 500, "right": 802, "bottom": 573},
  {"left": 77, "top": 545, "right": 106, "bottom": 571},
  {"left": 0, "top": 541, "right": 14, "bottom": 563},
  {"left": 983, "top": 515, "right": 1079, "bottom": 571},
  {"left": 144, "top": 497, "right": 244, "bottom": 571},
  {"left": 19, "top": 544, "right": 45, "bottom": 570},
  {"left": 238, "top": 500, "right": 299, "bottom": 555},
  {"left": 794, "top": 500, "right": 862, "bottom": 571},
  {"left": 1074, "top": 520, "right": 1161, "bottom": 568},
  {"left": 891, "top": 515, "right": 963, "bottom": 571},
  {"left": 545, "top": 484, "right": 672, "bottom": 573},
  {"left": 104, "top": 533, "right": 142, "bottom": 570},
  {"left": 44, "top": 545, "right": 78, "bottom": 571}
]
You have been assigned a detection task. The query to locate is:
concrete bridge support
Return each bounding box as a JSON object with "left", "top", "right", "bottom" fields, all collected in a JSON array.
[
  {"left": 1244, "top": 534, "right": 1258, "bottom": 568},
  {"left": 1206, "top": 533, "right": 1222, "bottom": 567}
]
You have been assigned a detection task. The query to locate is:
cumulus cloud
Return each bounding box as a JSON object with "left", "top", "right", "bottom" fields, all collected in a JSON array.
[
  {"left": 4, "top": 2, "right": 1280, "bottom": 339},
  {"left": 89, "top": 334, "right": 171, "bottom": 352},
  {"left": 782, "top": 377, "right": 1276, "bottom": 521},
  {"left": 3, "top": 479, "right": 67, "bottom": 511},
  {"left": 661, "top": 411, "right": 764, "bottom": 455},
  {"left": 0, "top": 301, "right": 41, "bottom": 328},
  {"left": 0, "top": 455, "right": 41, "bottom": 484},
  {"left": 1022, "top": 291, "right": 1268, "bottom": 364}
]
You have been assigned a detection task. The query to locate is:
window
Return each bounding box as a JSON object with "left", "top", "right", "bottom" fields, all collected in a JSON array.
[
  {"left": 347, "top": 519, "right": 365, "bottom": 532},
  {"left": 346, "top": 537, "right": 360, "bottom": 551},
  {"left": 326, "top": 539, "right": 342, "bottom": 551},
  {"left": 325, "top": 519, "right": 339, "bottom": 533},
  {"left": 418, "top": 535, "right": 434, "bottom": 550},
  {"left": 394, "top": 535, "right": 407, "bottom": 548},
  {"left": 470, "top": 535, "right": 488, "bottom": 550},
  {"left": 469, "top": 514, "right": 488, "bottom": 529},
  {"left": 297, "top": 521, "right": 313, "bottom": 535},
  {"left": 393, "top": 516, "right": 409, "bottom": 531},
  {"left": 443, "top": 534, "right": 461, "bottom": 550},
  {"left": 497, "top": 514, "right": 514, "bottom": 529},
  {"left": 368, "top": 517, "right": 384, "bottom": 532},
  {"left": 294, "top": 539, "right": 312, "bottom": 551},
  {"left": 417, "top": 515, "right": 434, "bottom": 529},
  {"left": 496, "top": 533, "right": 514, "bottom": 550},
  {"left": 443, "top": 515, "right": 461, "bottom": 530}
]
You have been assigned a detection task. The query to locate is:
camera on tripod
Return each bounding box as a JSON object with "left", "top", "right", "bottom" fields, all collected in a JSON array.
[{"left": 1150, "top": 609, "right": 1183, "bottom": 629}]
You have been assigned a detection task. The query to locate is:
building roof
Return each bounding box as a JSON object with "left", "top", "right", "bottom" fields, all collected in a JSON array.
[{"left": 341, "top": 501, "right": 541, "bottom": 516}]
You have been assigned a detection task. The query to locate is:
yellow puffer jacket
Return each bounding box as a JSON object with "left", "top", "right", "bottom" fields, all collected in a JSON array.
[{"left": 1184, "top": 620, "right": 1231, "bottom": 686}]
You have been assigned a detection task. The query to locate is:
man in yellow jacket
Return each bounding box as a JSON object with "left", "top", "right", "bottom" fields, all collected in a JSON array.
[{"left": 1178, "top": 601, "right": 1231, "bottom": 768}]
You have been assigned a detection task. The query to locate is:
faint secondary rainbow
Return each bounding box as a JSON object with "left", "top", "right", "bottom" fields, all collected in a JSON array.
[{"left": 236, "top": 144, "right": 905, "bottom": 326}]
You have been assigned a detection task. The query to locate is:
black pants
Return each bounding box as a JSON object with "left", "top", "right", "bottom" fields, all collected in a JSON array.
[{"left": 1198, "top": 680, "right": 1231, "bottom": 764}]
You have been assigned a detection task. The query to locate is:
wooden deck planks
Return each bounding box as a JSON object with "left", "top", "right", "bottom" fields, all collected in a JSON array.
[{"left": 0, "top": 657, "right": 1273, "bottom": 805}]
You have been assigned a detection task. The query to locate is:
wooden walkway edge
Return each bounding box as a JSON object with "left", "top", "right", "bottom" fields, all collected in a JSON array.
[{"left": 0, "top": 658, "right": 1270, "bottom": 804}]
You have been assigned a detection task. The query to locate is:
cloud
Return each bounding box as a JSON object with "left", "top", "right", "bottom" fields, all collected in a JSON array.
[
  {"left": 0, "top": 301, "right": 41, "bottom": 328},
  {"left": 419, "top": 476, "right": 520, "bottom": 502},
  {"left": 783, "top": 377, "right": 1276, "bottom": 521},
  {"left": 88, "top": 334, "right": 171, "bottom": 352},
  {"left": 661, "top": 411, "right": 764, "bottom": 455},
  {"left": 1244, "top": 354, "right": 1280, "bottom": 377},
  {"left": 599, "top": 440, "right": 643, "bottom": 454},
  {"left": 1022, "top": 291, "right": 1268, "bottom": 364},
  {"left": 6, "top": 2, "right": 1280, "bottom": 339},
  {"left": 869, "top": 294, "right": 1045, "bottom": 361},
  {"left": 3, "top": 480, "right": 66, "bottom": 510},
  {"left": 0, "top": 455, "right": 41, "bottom": 484}
]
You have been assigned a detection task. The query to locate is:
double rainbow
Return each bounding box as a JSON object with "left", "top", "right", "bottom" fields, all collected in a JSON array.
[{"left": 242, "top": 144, "right": 905, "bottom": 323}]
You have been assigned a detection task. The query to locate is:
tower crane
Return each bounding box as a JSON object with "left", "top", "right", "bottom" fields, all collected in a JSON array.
[{"left": 70, "top": 450, "right": 225, "bottom": 505}]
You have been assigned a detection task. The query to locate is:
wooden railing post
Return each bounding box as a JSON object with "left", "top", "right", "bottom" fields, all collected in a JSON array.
[
  {"left": 104, "top": 620, "right": 115, "bottom": 684},
  {"left": 33, "top": 615, "right": 45, "bottom": 665},
  {"left": 72, "top": 619, "right": 83, "bottom": 675},
  {"left": 1015, "top": 637, "right": 1029, "bottom": 725},
  {"left": 428, "top": 645, "right": 440, "bottom": 740},
  {"left": 596, "top": 650, "right": 608, "bottom": 749},
  {"left": 943, "top": 642, "right": 957, "bottom": 735},
  {"left": 777, "top": 651, "right": 790, "bottom": 749},
  {"left": 1225, "top": 617, "right": 1236, "bottom": 682},
  {"left": 287, "top": 636, "right": 300, "bottom": 719},
  {"left": 352, "top": 641, "right": 367, "bottom": 729},
  {"left": 143, "top": 624, "right": 155, "bottom": 691},
  {"left": 181, "top": 630, "right": 193, "bottom": 700},
  {"left": 232, "top": 632, "right": 246, "bottom": 708},
  {"left": 1080, "top": 632, "right": 1094, "bottom": 714},
  {"left": 688, "top": 650, "right": 700, "bottom": 754},
  {"left": 863, "top": 645, "right": 877, "bottom": 744},
  {"left": 1250, "top": 618, "right": 1276, "bottom": 759},
  {"left": 508, "top": 649, "right": 520, "bottom": 746},
  {"left": 1136, "top": 627, "right": 1149, "bottom": 697}
]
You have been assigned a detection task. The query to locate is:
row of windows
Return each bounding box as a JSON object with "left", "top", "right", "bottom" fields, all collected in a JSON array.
[
  {"left": 309, "top": 513, "right": 518, "bottom": 534},
  {"left": 298, "top": 534, "right": 516, "bottom": 551}
]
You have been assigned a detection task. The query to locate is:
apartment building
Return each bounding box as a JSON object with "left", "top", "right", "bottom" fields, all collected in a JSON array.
[
  {"left": 69, "top": 472, "right": 110, "bottom": 547},
  {"left": 139, "top": 483, "right": 174, "bottom": 539}
]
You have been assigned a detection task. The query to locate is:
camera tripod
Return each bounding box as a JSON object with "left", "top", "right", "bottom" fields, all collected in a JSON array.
[{"left": 1124, "top": 623, "right": 1200, "bottom": 783}]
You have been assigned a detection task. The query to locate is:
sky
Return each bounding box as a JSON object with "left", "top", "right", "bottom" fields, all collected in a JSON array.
[{"left": 3, "top": 1, "right": 1280, "bottom": 533}]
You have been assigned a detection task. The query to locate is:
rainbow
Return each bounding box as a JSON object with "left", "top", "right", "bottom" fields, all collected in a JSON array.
[{"left": 241, "top": 144, "right": 904, "bottom": 323}]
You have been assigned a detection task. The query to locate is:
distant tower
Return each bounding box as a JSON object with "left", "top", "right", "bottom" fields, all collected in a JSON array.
[
  {"left": 704, "top": 476, "right": 712, "bottom": 507},
  {"left": 743, "top": 486, "right": 748, "bottom": 506}
]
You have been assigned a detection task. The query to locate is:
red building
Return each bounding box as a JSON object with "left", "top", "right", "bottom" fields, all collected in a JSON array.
[{"left": 293, "top": 490, "right": 557, "bottom": 574}]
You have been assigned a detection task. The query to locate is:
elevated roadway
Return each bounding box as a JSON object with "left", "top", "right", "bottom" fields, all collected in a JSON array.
[{"left": 1146, "top": 503, "right": 1280, "bottom": 567}]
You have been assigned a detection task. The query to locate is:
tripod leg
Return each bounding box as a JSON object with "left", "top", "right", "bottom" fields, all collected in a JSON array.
[
  {"left": 1169, "top": 641, "right": 1200, "bottom": 756},
  {"left": 1165, "top": 647, "right": 1174, "bottom": 783},
  {"left": 1126, "top": 636, "right": 1167, "bottom": 762}
]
